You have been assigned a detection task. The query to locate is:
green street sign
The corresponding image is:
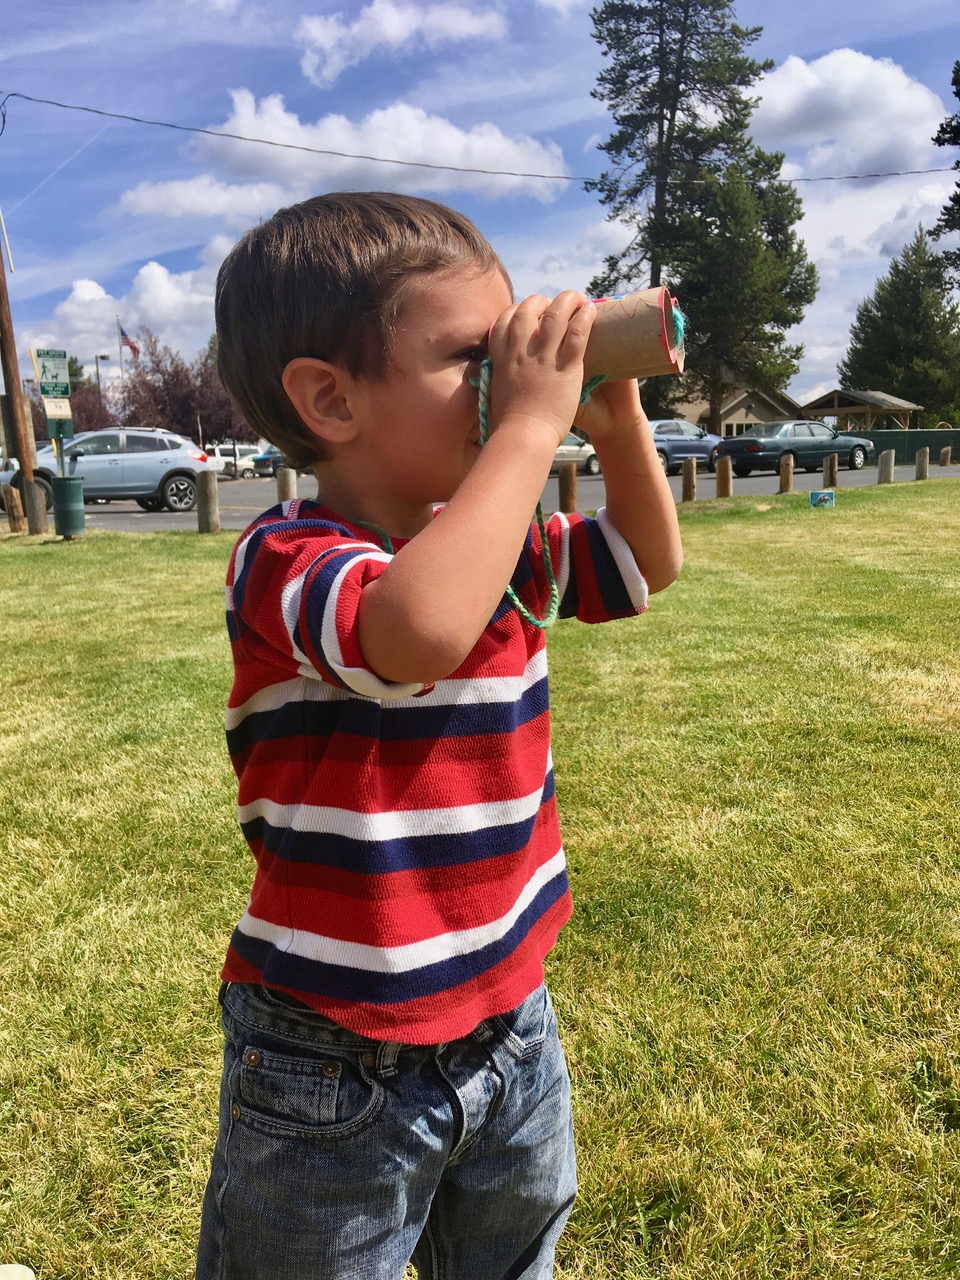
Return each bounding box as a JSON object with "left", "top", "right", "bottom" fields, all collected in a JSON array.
[{"left": 37, "top": 348, "right": 70, "bottom": 399}]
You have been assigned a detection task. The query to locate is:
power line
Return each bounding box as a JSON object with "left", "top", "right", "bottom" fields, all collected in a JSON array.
[{"left": 0, "top": 88, "right": 957, "bottom": 186}]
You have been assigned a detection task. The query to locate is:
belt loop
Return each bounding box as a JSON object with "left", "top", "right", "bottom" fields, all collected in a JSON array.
[
  {"left": 217, "top": 980, "right": 230, "bottom": 1008},
  {"left": 376, "top": 1041, "right": 401, "bottom": 1077}
]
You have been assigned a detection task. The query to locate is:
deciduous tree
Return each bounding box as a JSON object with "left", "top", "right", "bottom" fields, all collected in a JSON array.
[{"left": 119, "top": 329, "right": 254, "bottom": 444}]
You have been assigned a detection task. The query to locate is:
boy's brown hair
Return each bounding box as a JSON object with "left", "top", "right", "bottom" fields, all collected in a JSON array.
[{"left": 215, "top": 191, "right": 510, "bottom": 468}]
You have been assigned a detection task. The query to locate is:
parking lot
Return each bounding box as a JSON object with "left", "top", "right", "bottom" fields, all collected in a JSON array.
[{"left": 59, "top": 464, "right": 937, "bottom": 534}]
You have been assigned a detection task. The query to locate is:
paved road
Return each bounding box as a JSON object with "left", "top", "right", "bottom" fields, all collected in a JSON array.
[{"left": 70, "top": 464, "right": 944, "bottom": 535}]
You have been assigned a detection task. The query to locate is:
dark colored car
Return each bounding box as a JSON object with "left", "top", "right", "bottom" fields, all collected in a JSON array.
[
  {"left": 253, "top": 446, "right": 283, "bottom": 477},
  {"left": 649, "top": 420, "right": 723, "bottom": 474},
  {"left": 716, "top": 420, "right": 875, "bottom": 476},
  {"left": 0, "top": 428, "right": 214, "bottom": 512},
  {"left": 552, "top": 432, "right": 600, "bottom": 475}
]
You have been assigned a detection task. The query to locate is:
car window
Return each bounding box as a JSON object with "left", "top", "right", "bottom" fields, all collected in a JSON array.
[
  {"left": 74, "top": 433, "right": 121, "bottom": 455},
  {"left": 809, "top": 424, "right": 833, "bottom": 438},
  {"left": 654, "top": 424, "right": 680, "bottom": 436},
  {"left": 125, "top": 434, "right": 164, "bottom": 452},
  {"left": 791, "top": 424, "right": 813, "bottom": 438},
  {"left": 561, "top": 433, "right": 581, "bottom": 446},
  {"left": 679, "top": 424, "right": 700, "bottom": 438}
]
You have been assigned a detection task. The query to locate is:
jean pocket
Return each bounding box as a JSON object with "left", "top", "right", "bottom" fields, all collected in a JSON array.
[
  {"left": 233, "top": 1042, "right": 385, "bottom": 1138},
  {"left": 493, "top": 983, "right": 552, "bottom": 1062}
]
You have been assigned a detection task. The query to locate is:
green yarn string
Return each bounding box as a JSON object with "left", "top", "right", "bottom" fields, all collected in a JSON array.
[
  {"left": 354, "top": 517, "right": 396, "bottom": 554},
  {"left": 476, "top": 357, "right": 559, "bottom": 631}
]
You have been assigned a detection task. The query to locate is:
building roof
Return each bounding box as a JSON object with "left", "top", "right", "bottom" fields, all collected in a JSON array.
[{"left": 802, "top": 388, "right": 925, "bottom": 413}]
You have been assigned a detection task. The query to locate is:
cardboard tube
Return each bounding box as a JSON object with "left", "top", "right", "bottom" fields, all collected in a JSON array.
[{"left": 583, "top": 286, "right": 684, "bottom": 381}]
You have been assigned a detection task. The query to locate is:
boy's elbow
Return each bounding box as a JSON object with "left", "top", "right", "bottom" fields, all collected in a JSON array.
[
  {"left": 644, "top": 547, "right": 683, "bottom": 595},
  {"left": 359, "top": 602, "right": 474, "bottom": 685}
]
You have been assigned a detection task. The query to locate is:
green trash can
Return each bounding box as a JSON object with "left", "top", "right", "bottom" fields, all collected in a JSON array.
[{"left": 52, "top": 477, "right": 86, "bottom": 538}]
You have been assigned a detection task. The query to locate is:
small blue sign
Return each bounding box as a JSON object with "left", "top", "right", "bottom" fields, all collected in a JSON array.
[{"left": 810, "top": 489, "right": 835, "bottom": 508}]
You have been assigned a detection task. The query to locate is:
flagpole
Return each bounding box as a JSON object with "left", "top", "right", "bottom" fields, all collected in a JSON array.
[{"left": 116, "top": 314, "right": 124, "bottom": 384}]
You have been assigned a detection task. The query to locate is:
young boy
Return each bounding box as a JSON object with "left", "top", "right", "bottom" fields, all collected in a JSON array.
[{"left": 197, "top": 191, "right": 682, "bottom": 1280}]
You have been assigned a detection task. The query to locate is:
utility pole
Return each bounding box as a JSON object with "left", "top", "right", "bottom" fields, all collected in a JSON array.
[{"left": 0, "top": 215, "right": 45, "bottom": 533}]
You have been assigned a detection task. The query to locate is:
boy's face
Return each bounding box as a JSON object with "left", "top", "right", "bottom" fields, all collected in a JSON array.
[{"left": 343, "top": 264, "right": 513, "bottom": 532}]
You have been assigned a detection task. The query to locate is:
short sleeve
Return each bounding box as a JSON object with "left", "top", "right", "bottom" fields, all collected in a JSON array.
[
  {"left": 227, "top": 506, "right": 426, "bottom": 701},
  {"left": 544, "top": 508, "right": 649, "bottom": 623}
]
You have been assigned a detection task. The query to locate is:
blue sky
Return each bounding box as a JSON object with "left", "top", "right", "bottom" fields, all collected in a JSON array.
[{"left": 2, "top": 0, "right": 959, "bottom": 404}]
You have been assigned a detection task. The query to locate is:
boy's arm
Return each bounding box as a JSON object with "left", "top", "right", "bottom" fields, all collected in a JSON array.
[
  {"left": 575, "top": 378, "right": 683, "bottom": 596},
  {"left": 358, "top": 293, "right": 595, "bottom": 686}
]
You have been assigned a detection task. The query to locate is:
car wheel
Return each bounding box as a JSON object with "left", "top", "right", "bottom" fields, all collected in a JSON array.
[
  {"left": 585, "top": 454, "right": 601, "bottom": 476},
  {"left": 656, "top": 451, "right": 669, "bottom": 473},
  {"left": 733, "top": 462, "right": 752, "bottom": 478},
  {"left": 707, "top": 449, "right": 718, "bottom": 473},
  {"left": 239, "top": 466, "right": 255, "bottom": 479},
  {"left": 848, "top": 446, "right": 867, "bottom": 470},
  {"left": 136, "top": 495, "right": 165, "bottom": 511},
  {"left": 161, "top": 474, "right": 197, "bottom": 512},
  {"left": 14, "top": 472, "right": 54, "bottom": 511}
]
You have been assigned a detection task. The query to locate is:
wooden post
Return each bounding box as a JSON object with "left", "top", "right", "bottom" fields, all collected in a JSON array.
[
  {"left": 1, "top": 482, "right": 25, "bottom": 533},
  {"left": 823, "top": 453, "right": 838, "bottom": 488},
  {"left": 715, "top": 455, "right": 732, "bottom": 498},
  {"left": 681, "top": 456, "right": 696, "bottom": 502},
  {"left": 878, "top": 449, "right": 896, "bottom": 484},
  {"left": 915, "top": 446, "right": 929, "bottom": 481},
  {"left": 276, "top": 466, "right": 297, "bottom": 503},
  {"left": 940, "top": 446, "right": 952, "bottom": 467},
  {"left": 23, "top": 481, "right": 47, "bottom": 534},
  {"left": 557, "top": 462, "right": 577, "bottom": 514},
  {"left": 196, "top": 470, "right": 220, "bottom": 533},
  {"left": 778, "top": 453, "right": 794, "bottom": 494},
  {"left": 0, "top": 237, "right": 44, "bottom": 535}
]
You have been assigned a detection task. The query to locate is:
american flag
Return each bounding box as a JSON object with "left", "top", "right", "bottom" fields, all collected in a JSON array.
[{"left": 120, "top": 326, "right": 140, "bottom": 360}]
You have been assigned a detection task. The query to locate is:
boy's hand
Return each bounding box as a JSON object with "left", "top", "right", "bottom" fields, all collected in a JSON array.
[
  {"left": 487, "top": 291, "right": 596, "bottom": 446},
  {"left": 574, "top": 374, "right": 646, "bottom": 441}
]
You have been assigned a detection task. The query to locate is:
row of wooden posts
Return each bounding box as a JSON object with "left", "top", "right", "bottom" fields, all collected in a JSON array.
[
  {"left": 557, "top": 445, "right": 952, "bottom": 512},
  {"left": 1, "top": 445, "right": 954, "bottom": 537}
]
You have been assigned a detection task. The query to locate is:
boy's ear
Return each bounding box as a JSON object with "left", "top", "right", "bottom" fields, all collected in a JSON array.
[{"left": 282, "top": 358, "right": 358, "bottom": 445}]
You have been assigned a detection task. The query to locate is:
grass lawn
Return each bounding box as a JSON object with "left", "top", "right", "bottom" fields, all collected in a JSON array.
[{"left": 1, "top": 480, "right": 959, "bottom": 1278}]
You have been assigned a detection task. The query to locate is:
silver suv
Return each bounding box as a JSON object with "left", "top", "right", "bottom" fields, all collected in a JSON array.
[{"left": 0, "top": 428, "right": 216, "bottom": 513}]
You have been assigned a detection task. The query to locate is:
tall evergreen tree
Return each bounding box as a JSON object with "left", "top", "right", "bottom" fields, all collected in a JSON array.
[
  {"left": 837, "top": 228, "right": 960, "bottom": 426},
  {"left": 588, "top": 0, "right": 816, "bottom": 420},
  {"left": 589, "top": 0, "right": 771, "bottom": 292},
  {"left": 931, "top": 59, "right": 960, "bottom": 287},
  {"left": 662, "top": 158, "right": 817, "bottom": 428}
]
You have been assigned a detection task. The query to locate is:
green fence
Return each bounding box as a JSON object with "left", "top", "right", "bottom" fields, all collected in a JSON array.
[{"left": 855, "top": 428, "right": 958, "bottom": 464}]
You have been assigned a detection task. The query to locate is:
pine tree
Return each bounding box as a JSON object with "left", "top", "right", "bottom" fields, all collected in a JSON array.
[
  {"left": 931, "top": 59, "right": 960, "bottom": 287},
  {"left": 589, "top": 0, "right": 771, "bottom": 292},
  {"left": 837, "top": 228, "right": 960, "bottom": 426},
  {"left": 588, "top": 0, "right": 816, "bottom": 422}
]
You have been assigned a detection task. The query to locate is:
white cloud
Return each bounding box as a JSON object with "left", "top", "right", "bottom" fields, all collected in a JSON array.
[
  {"left": 183, "top": 90, "right": 568, "bottom": 200},
  {"left": 20, "top": 255, "right": 223, "bottom": 380},
  {"left": 531, "top": 0, "right": 589, "bottom": 11},
  {"left": 753, "top": 49, "right": 944, "bottom": 179},
  {"left": 119, "top": 175, "right": 287, "bottom": 225},
  {"left": 745, "top": 49, "right": 955, "bottom": 399},
  {"left": 297, "top": 0, "right": 505, "bottom": 89}
]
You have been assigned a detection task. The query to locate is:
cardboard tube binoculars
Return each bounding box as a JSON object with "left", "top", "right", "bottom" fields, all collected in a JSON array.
[{"left": 583, "top": 286, "right": 685, "bottom": 382}]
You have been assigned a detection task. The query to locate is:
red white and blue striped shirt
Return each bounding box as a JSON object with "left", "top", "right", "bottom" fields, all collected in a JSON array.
[{"left": 221, "top": 498, "right": 648, "bottom": 1043}]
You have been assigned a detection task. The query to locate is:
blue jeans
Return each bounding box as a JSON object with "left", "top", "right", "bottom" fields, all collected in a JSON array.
[{"left": 196, "top": 981, "right": 577, "bottom": 1280}]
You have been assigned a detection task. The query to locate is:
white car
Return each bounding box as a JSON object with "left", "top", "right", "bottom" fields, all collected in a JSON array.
[{"left": 207, "top": 442, "right": 263, "bottom": 478}]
